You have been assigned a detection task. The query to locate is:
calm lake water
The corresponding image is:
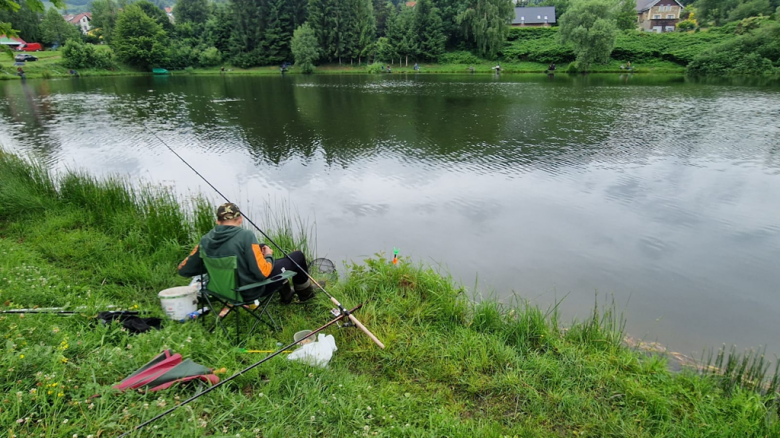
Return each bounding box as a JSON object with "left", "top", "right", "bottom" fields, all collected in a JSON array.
[{"left": 1, "top": 74, "right": 779, "bottom": 361}]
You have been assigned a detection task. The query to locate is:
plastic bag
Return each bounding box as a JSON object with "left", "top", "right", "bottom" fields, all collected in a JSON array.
[{"left": 287, "top": 334, "right": 338, "bottom": 368}]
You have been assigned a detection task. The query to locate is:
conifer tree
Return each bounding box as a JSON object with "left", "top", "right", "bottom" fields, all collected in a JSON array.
[
  {"left": 265, "top": 0, "right": 294, "bottom": 63},
  {"left": 174, "top": 0, "right": 209, "bottom": 24},
  {"left": 415, "top": 0, "right": 446, "bottom": 60},
  {"left": 396, "top": 4, "right": 418, "bottom": 65},
  {"left": 354, "top": 0, "right": 377, "bottom": 63},
  {"left": 229, "top": 0, "right": 266, "bottom": 65}
]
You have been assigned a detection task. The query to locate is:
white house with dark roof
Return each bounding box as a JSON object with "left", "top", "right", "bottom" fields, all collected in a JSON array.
[
  {"left": 636, "top": 0, "right": 683, "bottom": 32},
  {"left": 511, "top": 7, "right": 556, "bottom": 27}
]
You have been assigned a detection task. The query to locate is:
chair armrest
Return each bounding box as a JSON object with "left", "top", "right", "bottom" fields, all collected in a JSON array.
[{"left": 235, "top": 270, "right": 297, "bottom": 292}]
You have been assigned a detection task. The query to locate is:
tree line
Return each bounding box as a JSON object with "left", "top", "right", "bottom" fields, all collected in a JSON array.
[
  {"left": 0, "top": 0, "right": 515, "bottom": 69},
  {"left": 2, "top": 0, "right": 778, "bottom": 74},
  {"left": 93, "top": 0, "right": 516, "bottom": 69}
]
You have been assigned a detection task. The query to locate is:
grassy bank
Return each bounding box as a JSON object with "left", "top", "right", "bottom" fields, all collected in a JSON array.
[
  {"left": 2, "top": 149, "right": 779, "bottom": 437},
  {"left": 177, "top": 59, "right": 685, "bottom": 75},
  {"left": 1, "top": 55, "right": 683, "bottom": 80},
  {"left": 0, "top": 48, "right": 147, "bottom": 80}
]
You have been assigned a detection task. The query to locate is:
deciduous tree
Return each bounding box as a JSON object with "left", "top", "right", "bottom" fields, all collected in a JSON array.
[
  {"left": 559, "top": 0, "right": 618, "bottom": 71},
  {"left": 0, "top": 0, "right": 63, "bottom": 38},
  {"left": 614, "top": 0, "right": 639, "bottom": 30},
  {"left": 0, "top": 0, "right": 42, "bottom": 42},
  {"left": 135, "top": 0, "right": 174, "bottom": 33},
  {"left": 291, "top": 22, "right": 319, "bottom": 72},
  {"left": 113, "top": 4, "right": 169, "bottom": 70},
  {"left": 40, "top": 8, "right": 81, "bottom": 46},
  {"left": 456, "top": 0, "right": 513, "bottom": 58},
  {"left": 90, "top": 0, "right": 119, "bottom": 43}
]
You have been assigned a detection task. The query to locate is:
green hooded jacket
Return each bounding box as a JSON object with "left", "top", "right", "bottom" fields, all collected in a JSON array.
[{"left": 178, "top": 225, "right": 274, "bottom": 301}]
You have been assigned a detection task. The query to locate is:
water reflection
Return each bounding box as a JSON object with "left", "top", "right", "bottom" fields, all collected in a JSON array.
[{"left": 0, "top": 74, "right": 779, "bottom": 363}]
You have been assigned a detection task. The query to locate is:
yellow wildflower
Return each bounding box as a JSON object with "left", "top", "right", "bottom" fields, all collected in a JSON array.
[{"left": 19, "top": 354, "right": 24, "bottom": 359}]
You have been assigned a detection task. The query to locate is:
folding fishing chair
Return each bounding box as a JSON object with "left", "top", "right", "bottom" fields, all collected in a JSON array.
[{"left": 197, "top": 251, "right": 296, "bottom": 345}]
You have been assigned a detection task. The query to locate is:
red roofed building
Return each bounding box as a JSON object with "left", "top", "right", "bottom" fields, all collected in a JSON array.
[
  {"left": 0, "top": 35, "right": 26, "bottom": 49},
  {"left": 164, "top": 7, "right": 175, "bottom": 23},
  {"left": 405, "top": 1, "right": 417, "bottom": 6},
  {"left": 62, "top": 12, "right": 92, "bottom": 35}
]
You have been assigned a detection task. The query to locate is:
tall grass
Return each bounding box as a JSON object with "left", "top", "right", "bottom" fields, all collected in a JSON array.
[
  {"left": 0, "top": 149, "right": 313, "bottom": 293},
  {"left": 702, "top": 345, "right": 780, "bottom": 397},
  {"left": 565, "top": 295, "right": 627, "bottom": 350},
  {"left": 0, "top": 151, "right": 57, "bottom": 219}
]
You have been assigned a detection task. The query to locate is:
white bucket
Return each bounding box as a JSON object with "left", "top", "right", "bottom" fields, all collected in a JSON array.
[
  {"left": 158, "top": 286, "right": 198, "bottom": 320},
  {"left": 294, "top": 329, "right": 313, "bottom": 344}
]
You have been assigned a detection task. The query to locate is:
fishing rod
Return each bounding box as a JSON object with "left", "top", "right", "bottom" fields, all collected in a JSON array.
[
  {"left": 0, "top": 306, "right": 130, "bottom": 315},
  {"left": 143, "top": 124, "right": 384, "bottom": 349},
  {"left": 118, "top": 303, "right": 363, "bottom": 438},
  {"left": 0, "top": 309, "right": 79, "bottom": 315}
]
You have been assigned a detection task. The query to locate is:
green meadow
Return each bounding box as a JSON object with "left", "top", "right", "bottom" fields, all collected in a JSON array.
[{"left": 1, "top": 149, "right": 779, "bottom": 437}]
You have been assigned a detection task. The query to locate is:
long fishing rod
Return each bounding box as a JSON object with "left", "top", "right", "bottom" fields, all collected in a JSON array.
[
  {"left": 118, "top": 303, "right": 363, "bottom": 438},
  {"left": 143, "top": 124, "right": 384, "bottom": 349},
  {"left": 0, "top": 306, "right": 129, "bottom": 315}
]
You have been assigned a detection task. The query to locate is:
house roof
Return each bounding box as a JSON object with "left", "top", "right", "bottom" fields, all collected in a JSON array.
[
  {"left": 512, "top": 7, "right": 556, "bottom": 25},
  {"left": 63, "top": 12, "right": 91, "bottom": 24},
  {"left": 0, "top": 35, "right": 26, "bottom": 45},
  {"left": 164, "top": 7, "right": 173, "bottom": 13},
  {"left": 405, "top": 1, "right": 417, "bottom": 6},
  {"left": 636, "top": 0, "right": 683, "bottom": 12}
]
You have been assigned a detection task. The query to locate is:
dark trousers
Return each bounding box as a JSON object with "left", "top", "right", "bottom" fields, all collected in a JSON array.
[
  {"left": 242, "top": 251, "right": 309, "bottom": 301},
  {"left": 270, "top": 250, "right": 309, "bottom": 287}
]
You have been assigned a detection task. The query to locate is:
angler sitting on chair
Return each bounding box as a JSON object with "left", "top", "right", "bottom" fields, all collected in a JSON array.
[{"left": 178, "top": 202, "right": 315, "bottom": 304}]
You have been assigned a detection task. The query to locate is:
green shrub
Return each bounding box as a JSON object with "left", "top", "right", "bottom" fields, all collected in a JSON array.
[
  {"left": 734, "top": 15, "right": 769, "bottom": 34},
  {"left": 677, "top": 19, "right": 697, "bottom": 31},
  {"left": 366, "top": 63, "right": 384, "bottom": 73},
  {"left": 438, "top": 50, "right": 483, "bottom": 64},
  {"left": 688, "top": 22, "right": 780, "bottom": 75},
  {"left": 198, "top": 47, "right": 222, "bottom": 67},
  {"left": 728, "top": 0, "right": 772, "bottom": 22},
  {"left": 506, "top": 26, "right": 558, "bottom": 41},
  {"left": 184, "top": 66, "right": 195, "bottom": 74},
  {"left": 61, "top": 40, "right": 116, "bottom": 70},
  {"left": 232, "top": 51, "right": 261, "bottom": 69},
  {"left": 167, "top": 42, "right": 198, "bottom": 70},
  {"left": 612, "top": 31, "right": 732, "bottom": 65},
  {"left": 291, "top": 23, "right": 319, "bottom": 74},
  {"left": 502, "top": 28, "right": 575, "bottom": 64}
]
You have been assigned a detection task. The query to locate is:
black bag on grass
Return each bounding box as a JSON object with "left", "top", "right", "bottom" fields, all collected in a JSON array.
[{"left": 97, "top": 311, "right": 162, "bottom": 334}]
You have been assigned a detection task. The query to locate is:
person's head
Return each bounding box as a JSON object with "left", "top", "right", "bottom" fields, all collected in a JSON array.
[{"left": 216, "top": 202, "right": 243, "bottom": 226}]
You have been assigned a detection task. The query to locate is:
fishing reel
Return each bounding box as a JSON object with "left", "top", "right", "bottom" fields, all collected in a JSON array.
[{"left": 330, "top": 307, "right": 356, "bottom": 328}]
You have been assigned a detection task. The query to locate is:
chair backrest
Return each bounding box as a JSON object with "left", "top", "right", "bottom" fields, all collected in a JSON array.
[{"left": 200, "top": 250, "right": 241, "bottom": 301}]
